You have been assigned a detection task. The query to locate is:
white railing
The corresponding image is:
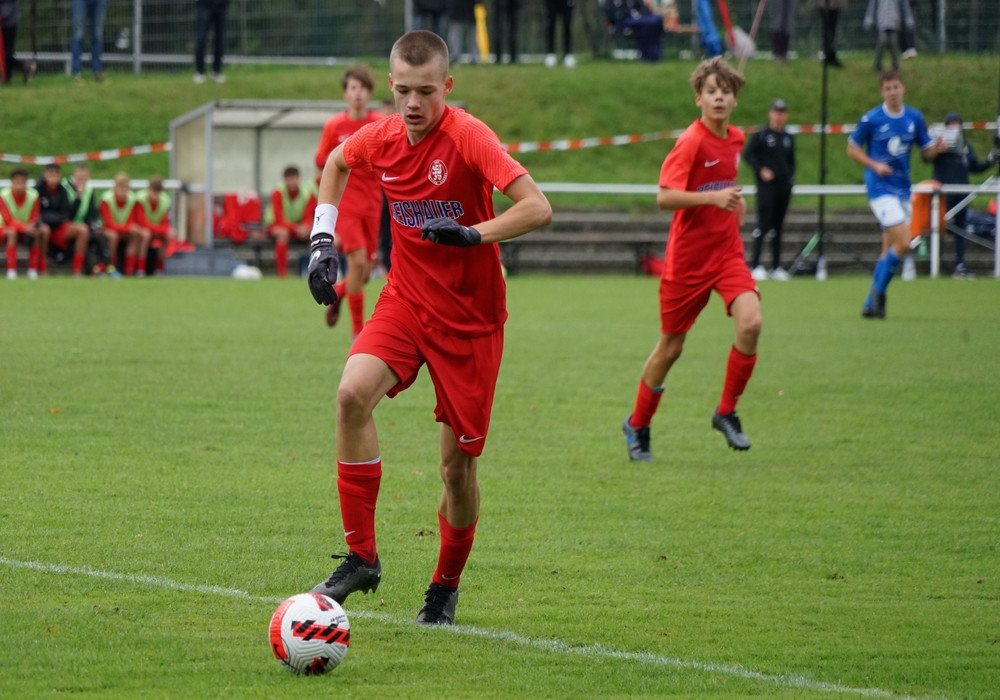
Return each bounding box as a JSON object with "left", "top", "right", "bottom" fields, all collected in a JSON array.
[{"left": 536, "top": 181, "right": 1000, "bottom": 279}]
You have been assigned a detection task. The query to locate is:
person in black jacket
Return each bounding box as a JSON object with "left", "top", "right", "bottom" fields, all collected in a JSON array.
[
  {"left": 37, "top": 164, "right": 91, "bottom": 276},
  {"left": 63, "top": 165, "right": 117, "bottom": 277},
  {"left": 744, "top": 99, "right": 795, "bottom": 281},
  {"left": 927, "top": 111, "right": 996, "bottom": 278}
]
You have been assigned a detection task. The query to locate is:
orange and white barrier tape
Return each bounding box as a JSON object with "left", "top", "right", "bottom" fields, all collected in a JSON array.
[
  {"left": 1, "top": 142, "right": 171, "bottom": 165},
  {"left": 2, "top": 122, "right": 995, "bottom": 163},
  {"left": 503, "top": 121, "right": 998, "bottom": 153}
]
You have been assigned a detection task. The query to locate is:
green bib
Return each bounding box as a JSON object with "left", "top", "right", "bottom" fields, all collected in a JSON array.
[
  {"left": 136, "top": 190, "right": 171, "bottom": 225},
  {"left": 0, "top": 187, "right": 39, "bottom": 224},
  {"left": 264, "top": 182, "right": 309, "bottom": 225},
  {"left": 101, "top": 189, "right": 137, "bottom": 226}
]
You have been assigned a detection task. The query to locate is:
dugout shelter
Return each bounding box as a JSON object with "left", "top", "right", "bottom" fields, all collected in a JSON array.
[{"left": 170, "top": 99, "right": 349, "bottom": 247}]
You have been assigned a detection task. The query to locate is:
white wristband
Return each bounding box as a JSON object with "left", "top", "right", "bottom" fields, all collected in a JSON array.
[{"left": 310, "top": 203, "right": 339, "bottom": 240}]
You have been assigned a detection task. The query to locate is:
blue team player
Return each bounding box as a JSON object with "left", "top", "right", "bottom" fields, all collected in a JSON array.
[{"left": 847, "top": 69, "right": 945, "bottom": 319}]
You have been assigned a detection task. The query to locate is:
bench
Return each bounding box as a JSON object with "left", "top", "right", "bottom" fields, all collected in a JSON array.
[{"left": 501, "top": 231, "right": 667, "bottom": 275}]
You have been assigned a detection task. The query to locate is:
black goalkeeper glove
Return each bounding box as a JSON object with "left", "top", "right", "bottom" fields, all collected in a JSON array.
[
  {"left": 307, "top": 234, "right": 340, "bottom": 306},
  {"left": 420, "top": 217, "right": 482, "bottom": 247}
]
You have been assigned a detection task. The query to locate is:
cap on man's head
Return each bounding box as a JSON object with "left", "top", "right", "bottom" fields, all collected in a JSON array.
[
  {"left": 944, "top": 111, "right": 962, "bottom": 125},
  {"left": 771, "top": 99, "right": 788, "bottom": 111}
]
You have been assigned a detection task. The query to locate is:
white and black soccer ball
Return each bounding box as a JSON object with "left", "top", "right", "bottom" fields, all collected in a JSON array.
[{"left": 269, "top": 593, "right": 350, "bottom": 675}]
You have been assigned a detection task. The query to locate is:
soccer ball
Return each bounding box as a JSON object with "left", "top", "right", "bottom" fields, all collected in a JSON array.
[{"left": 269, "top": 593, "right": 350, "bottom": 675}]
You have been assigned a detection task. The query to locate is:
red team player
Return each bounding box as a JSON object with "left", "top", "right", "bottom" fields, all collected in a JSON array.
[
  {"left": 306, "top": 31, "right": 552, "bottom": 625},
  {"left": 623, "top": 57, "right": 762, "bottom": 458},
  {"left": 314, "top": 65, "right": 386, "bottom": 337},
  {"left": 2, "top": 168, "right": 46, "bottom": 280},
  {"left": 100, "top": 173, "right": 149, "bottom": 277},
  {"left": 264, "top": 165, "right": 315, "bottom": 278},
  {"left": 134, "top": 175, "right": 177, "bottom": 274}
]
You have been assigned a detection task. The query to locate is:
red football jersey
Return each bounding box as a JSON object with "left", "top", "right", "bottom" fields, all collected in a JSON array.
[
  {"left": 658, "top": 119, "right": 746, "bottom": 283},
  {"left": 342, "top": 106, "right": 527, "bottom": 337},
  {"left": 315, "top": 110, "right": 385, "bottom": 222}
]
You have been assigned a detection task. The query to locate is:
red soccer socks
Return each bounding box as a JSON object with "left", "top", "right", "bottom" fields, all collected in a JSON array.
[{"left": 336, "top": 459, "right": 382, "bottom": 565}]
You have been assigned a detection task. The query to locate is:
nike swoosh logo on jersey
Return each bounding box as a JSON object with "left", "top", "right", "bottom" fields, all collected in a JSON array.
[
  {"left": 458, "top": 434, "right": 485, "bottom": 444},
  {"left": 381, "top": 173, "right": 400, "bottom": 181},
  {"left": 704, "top": 159, "right": 720, "bottom": 167}
]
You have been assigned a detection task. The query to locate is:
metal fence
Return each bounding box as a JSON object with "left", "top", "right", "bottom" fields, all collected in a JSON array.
[{"left": 18, "top": 0, "right": 999, "bottom": 75}]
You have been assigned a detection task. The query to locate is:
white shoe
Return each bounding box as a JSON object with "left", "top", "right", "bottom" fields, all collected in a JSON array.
[
  {"left": 769, "top": 267, "right": 790, "bottom": 281},
  {"left": 27, "top": 269, "right": 38, "bottom": 280},
  {"left": 563, "top": 54, "right": 576, "bottom": 68},
  {"left": 751, "top": 265, "right": 768, "bottom": 281},
  {"left": 211, "top": 72, "right": 226, "bottom": 84},
  {"left": 901, "top": 48, "right": 917, "bottom": 60},
  {"left": 6, "top": 269, "right": 16, "bottom": 280},
  {"left": 544, "top": 53, "right": 557, "bottom": 68},
  {"left": 901, "top": 256, "right": 916, "bottom": 281},
  {"left": 193, "top": 72, "right": 206, "bottom": 84}
]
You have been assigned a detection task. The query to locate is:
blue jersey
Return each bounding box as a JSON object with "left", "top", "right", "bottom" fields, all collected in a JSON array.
[{"left": 849, "top": 104, "right": 932, "bottom": 201}]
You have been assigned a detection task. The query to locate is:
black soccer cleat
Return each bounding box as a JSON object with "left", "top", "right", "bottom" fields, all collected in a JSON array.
[
  {"left": 862, "top": 292, "right": 886, "bottom": 319},
  {"left": 622, "top": 415, "right": 652, "bottom": 461},
  {"left": 416, "top": 582, "right": 459, "bottom": 626},
  {"left": 712, "top": 411, "right": 751, "bottom": 451},
  {"left": 311, "top": 552, "right": 381, "bottom": 604}
]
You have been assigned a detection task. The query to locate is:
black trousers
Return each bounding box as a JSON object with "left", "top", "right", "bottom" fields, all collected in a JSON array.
[
  {"left": 195, "top": 2, "right": 229, "bottom": 75},
  {"left": 751, "top": 185, "right": 792, "bottom": 270}
]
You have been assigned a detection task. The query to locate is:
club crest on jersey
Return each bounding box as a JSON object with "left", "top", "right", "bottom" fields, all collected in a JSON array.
[{"left": 428, "top": 160, "right": 448, "bottom": 186}]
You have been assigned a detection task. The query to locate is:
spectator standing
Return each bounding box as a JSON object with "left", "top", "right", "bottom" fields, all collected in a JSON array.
[
  {"left": 767, "top": 0, "right": 796, "bottom": 64},
  {"left": 543, "top": 0, "right": 575, "bottom": 68},
  {"left": 814, "top": 0, "right": 845, "bottom": 68},
  {"left": 135, "top": 175, "right": 177, "bottom": 275},
  {"left": 898, "top": 0, "right": 917, "bottom": 59},
  {"left": 927, "top": 111, "right": 996, "bottom": 278},
  {"left": 2, "top": 167, "right": 45, "bottom": 279},
  {"left": 314, "top": 65, "right": 386, "bottom": 336},
  {"left": 744, "top": 98, "right": 796, "bottom": 281},
  {"left": 37, "top": 164, "right": 90, "bottom": 277},
  {"left": 622, "top": 57, "right": 760, "bottom": 459},
  {"left": 847, "top": 69, "right": 944, "bottom": 318},
  {"left": 1, "top": 0, "right": 36, "bottom": 84},
  {"left": 306, "top": 30, "right": 552, "bottom": 625},
  {"left": 492, "top": 0, "right": 522, "bottom": 63},
  {"left": 446, "top": 0, "right": 479, "bottom": 64},
  {"left": 863, "top": 0, "right": 913, "bottom": 72},
  {"left": 413, "top": 0, "right": 447, "bottom": 37},
  {"left": 71, "top": 0, "right": 107, "bottom": 84},
  {"left": 100, "top": 172, "right": 147, "bottom": 276},
  {"left": 264, "top": 166, "right": 315, "bottom": 278},
  {"left": 194, "top": 0, "right": 230, "bottom": 84}
]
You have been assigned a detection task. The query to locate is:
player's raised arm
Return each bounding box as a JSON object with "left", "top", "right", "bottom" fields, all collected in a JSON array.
[
  {"left": 316, "top": 145, "right": 352, "bottom": 209},
  {"left": 420, "top": 174, "right": 552, "bottom": 247},
  {"left": 474, "top": 174, "right": 552, "bottom": 244},
  {"left": 657, "top": 185, "right": 743, "bottom": 212}
]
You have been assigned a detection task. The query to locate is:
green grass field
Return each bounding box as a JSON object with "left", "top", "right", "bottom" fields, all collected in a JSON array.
[{"left": 1, "top": 274, "right": 998, "bottom": 698}]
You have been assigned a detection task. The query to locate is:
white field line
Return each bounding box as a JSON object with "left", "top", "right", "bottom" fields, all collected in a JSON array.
[{"left": 2, "top": 558, "right": 946, "bottom": 699}]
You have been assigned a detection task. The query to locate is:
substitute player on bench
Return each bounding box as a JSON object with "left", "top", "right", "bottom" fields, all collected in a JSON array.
[{"left": 306, "top": 30, "right": 551, "bottom": 625}]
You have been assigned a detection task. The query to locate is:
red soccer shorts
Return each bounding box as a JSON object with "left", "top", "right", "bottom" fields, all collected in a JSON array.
[
  {"left": 349, "top": 292, "right": 504, "bottom": 457},
  {"left": 336, "top": 207, "right": 380, "bottom": 261},
  {"left": 659, "top": 255, "right": 759, "bottom": 334},
  {"left": 49, "top": 222, "right": 71, "bottom": 249}
]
